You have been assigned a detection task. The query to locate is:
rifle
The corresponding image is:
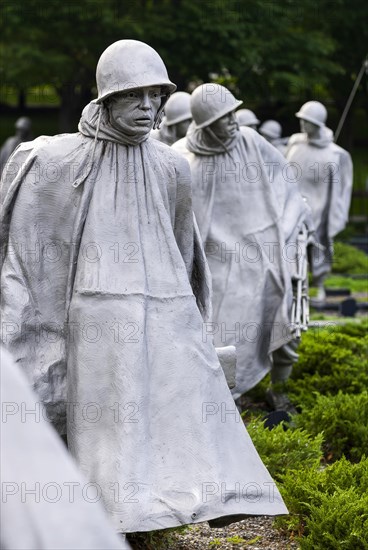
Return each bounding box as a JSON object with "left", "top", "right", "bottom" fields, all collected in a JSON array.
[{"left": 290, "top": 224, "right": 310, "bottom": 338}]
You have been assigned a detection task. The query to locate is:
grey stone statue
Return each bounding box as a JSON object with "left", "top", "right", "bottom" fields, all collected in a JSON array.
[
  {"left": 0, "top": 116, "right": 32, "bottom": 175},
  {"left": 151, "top": 91, "right": 192, "bottom": 145},
  {"left": 1, "top": 346, "right": 131, "bottom": 550},
  {"left": 173, "top": 84, "right": 312, "bottom": 409},
  {"left": 1, "top": 41, "right": 288, "bottom": 535},
  {"left": 259, "top": 120, "right": 288, "bottom": 155},
  {"left": 285, "top": 101, "right": 353, "bottom": 301},
  {"left": 235, "top": 108, "right": 260, "bottom": 129}
]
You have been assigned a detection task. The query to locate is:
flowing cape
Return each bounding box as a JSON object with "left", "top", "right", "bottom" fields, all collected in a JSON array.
[
  {"left": 286, "top": 131, "right": 353, "bottom": 277},
  {"left": 173, "top": 127, "right": 311, "bottom": 396},
  {"left": 1, "top": 111, "right": 287, "bottom": 531}
]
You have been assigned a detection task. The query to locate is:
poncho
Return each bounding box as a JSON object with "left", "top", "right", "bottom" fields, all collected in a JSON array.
[
  {"left": 173, "top": 126, "right": 310, "bottom": 397},
  {"left": 285, "top": 128, "right": 353, "bottom": 278},
  {"left": 0, "top": 135, "right": 25, "bottom": 175},
  {"left": 1, "top": 346, "right": 130, "bottom": 550},
  {"left": 1, "top": 103, "right": 287, "bottom": 532}
]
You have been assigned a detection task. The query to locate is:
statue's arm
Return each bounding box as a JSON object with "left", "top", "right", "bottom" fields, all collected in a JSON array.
[{"left": 173, "top": 151, "right": 212, "bottom": 321}]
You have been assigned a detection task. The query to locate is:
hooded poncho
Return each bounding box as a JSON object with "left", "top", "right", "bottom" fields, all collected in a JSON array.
[
  {"left": 173, "top": 125, "right": 311, "bottom": 397},
  {"left": 285, "top": 128, "right": 353, "bottom": 279},
  {"left": 1, "top": 102, "right": 287, "bottom": 532}
]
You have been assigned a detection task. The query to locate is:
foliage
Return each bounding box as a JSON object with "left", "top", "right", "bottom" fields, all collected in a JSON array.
[
  {"left": 331, "top": 242, "right": 368, "bottom": 275},
  {"left": 0, "top": 0, "right": 130, "bottom": 128},
  {"left": 0, "top": 0, "right": 122, "bottom": 88},
  {"left": 323, "top": 275, "right": 368, "bottom": 292},
  {"left": 1, "top": 0, "right": 367, "bottom": 131},
  {"left": 246, "top": 417, "right": 323, "bottom": 480},
  {"left": 316, "top": 455, "right": 368, "bottom": 494},
  {"left": 286, "top": 323, "right": 368, "bottom": 409},
  {"left": 336, "top": 319, "right": 368, "bottom": 338},
  {"left": 276, "top": 457, "right": 368, "bottom": 548},
  {"left": 295, "top": 391, "right": 368, "bottom": 462},
  {"left": 300, "top": 488, "right": 368, "bottom": 549},
  {"left": 225, "top": 535, "right": 247, "bottom": 544},
  {"left": 283, "top": 322, "right": 368, "bottom": 461},
  {"left": 245, "top": 321, "right": 368, "bottom": 546},
  {"left": 323, "top": 0, "right": 368, "bottom": 112},
  {"left": 0, "top": 0, "right": 342, "bottom": 95},
  {"left": 128, "top": 526, "right": 188, "bottom": 549}
]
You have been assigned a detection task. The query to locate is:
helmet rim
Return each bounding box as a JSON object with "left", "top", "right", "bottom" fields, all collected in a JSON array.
[
  {"left": 235, "top": 109, "right": 260, "bottom": 127},
  {"left": 193, "top": 100, "right": 243, "bottom": 129},
  {"left": 295, "top": 101, "right": 327, "bottom": 127},
  {"left": 164, "top": 91, "right": 192, "bottom": 126},
  {"left": 191, "top": 84, "right": 243, "bottom": 129},
  {"left": 95, "top": 40, "right": 176, "bottom": 104}
]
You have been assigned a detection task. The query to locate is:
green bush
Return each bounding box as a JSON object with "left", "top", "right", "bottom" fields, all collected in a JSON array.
[
  {"left": 316, "top": 455, "right": 368, "bottom": 494},
  {"left": 262, "top": 320, "right": 368, "bottom": 546},
  {"left": 331, "top": 242, "right": 368, "bottom": 275},
  {"left": 323, "top": 275, "right": 368, "bottom": 292},
  {"left": 295, "top": 391, "right": 368, "bottom": 462},
  {"left": 301, "top": 488, "right": 368, "bottom": 549},
  {"left": 287, "top": 325, "right": 368, "bottom": 409},
  {"left": 246, "top": 417, "right": 323, "bottom": 480},
  {"left": 276, "top": 457, "right": 368, "bottom": 545},
  {"left": 337, "top": 319, "right": 368, "bottom": 338},
  {"left": 279, "top": 456, "right": 368, "bottom": 512}
]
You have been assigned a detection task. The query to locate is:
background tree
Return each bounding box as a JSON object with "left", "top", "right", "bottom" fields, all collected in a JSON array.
[
  {"left": 0, "top": 0, "right": 367, "bottom": 137},
  {"left": 1, "top": 0, "right": 128, "bottom": 130}
]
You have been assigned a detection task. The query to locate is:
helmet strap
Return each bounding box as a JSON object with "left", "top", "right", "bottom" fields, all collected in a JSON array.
[
  {"left": 153, "top": 91, "right": 172, "bottom": 130},
  {"left": 205, "top": 126, "right": 231, "bottom": 155},
  {"left": 153, "top": 107, "right": 165, "bottom": 130}
]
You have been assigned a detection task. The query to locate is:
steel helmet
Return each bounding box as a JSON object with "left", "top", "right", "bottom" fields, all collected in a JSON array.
[
  {"left": 295, "top": 101, "right": 327, "bottom": 127},
  {"left": 259, "top": 120, "right": 282, "bottom": 139},
  {"left": 95, "top": 40, "right": 176, "bottom": 103},
  {"left": 235, "top": 109, "right": 260, "bottom": 127},
  {"left": 164, "top": 92, "right": 192, "bottom": 126},
  {"left": 190, "top": 84, "right": 242, "bottom": 129}
]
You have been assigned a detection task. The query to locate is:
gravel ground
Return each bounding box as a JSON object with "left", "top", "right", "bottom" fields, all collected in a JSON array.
[{"left": 167, "top": 517, "right": 300, "bottom": 549}]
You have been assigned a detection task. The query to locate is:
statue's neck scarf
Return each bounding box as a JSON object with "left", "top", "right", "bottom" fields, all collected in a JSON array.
[
  {"left": 308, "top": 126, "right": 334, "bottom": 148},
  {"left": 73, "top": 101, "right": 150, "bottom": 188},
  {"left": 185, "top": 121, "right": 240, "bottom": 156},
  {"left": 78, "top": 101, "right": 149, "bottom": 146}
]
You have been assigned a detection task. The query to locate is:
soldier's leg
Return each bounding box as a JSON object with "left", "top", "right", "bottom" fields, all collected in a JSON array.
[
  {"left": 313, "top": 274, "right": 327, "bottom": 302},
  {"left": 311, "top": 237, "right": 333, "bottom": 303},
  {"left": 266, "top": 340, "right": 299, "bottom": 413}
]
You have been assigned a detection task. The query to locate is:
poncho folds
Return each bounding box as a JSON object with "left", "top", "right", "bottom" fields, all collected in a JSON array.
[
  {"left": 285, "top": 128, "right": 353, "bottom": 279},
  {"left": 173, "top": 126, "right": 311, "bottom": 397},
  {"left": 1, "top": 347, "right": 130, "bottom": 550},
  {"left": 1, "top": 102, "right": 287, "bottom": 532}
]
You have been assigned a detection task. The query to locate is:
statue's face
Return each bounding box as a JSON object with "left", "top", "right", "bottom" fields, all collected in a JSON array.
[
  {"left": 15, "top": 118, "right": 31, "bottom": 138},
  {"left": 300, "top": 119, "right": 319, "bottom": 137},
  {"left": 176, "top": 118, "right": 192, "bottom": 139},
  {"left": 210, "top": 111, "right": 238, "bottom": 139},
  {"left": 108, "top": 86, "right": 162, "bottom": 136}
]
